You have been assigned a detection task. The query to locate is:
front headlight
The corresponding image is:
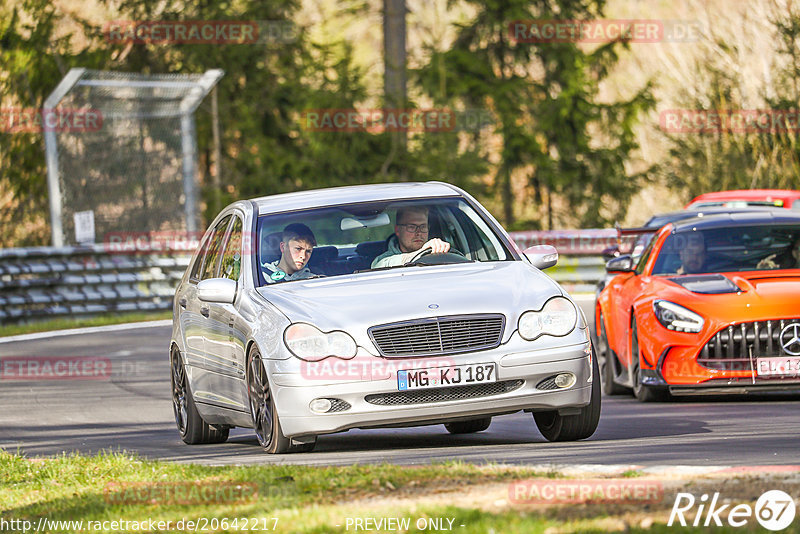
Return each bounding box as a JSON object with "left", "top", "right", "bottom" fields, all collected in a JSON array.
[
  {"left": 283, "top": 323, "right": 358, "bottom": 361},
  {"left": 653, "top": 300, "right": 704, "bottom": 333},
  {"left": 518, "top": 297, "right": 577, "bottom": 341}
]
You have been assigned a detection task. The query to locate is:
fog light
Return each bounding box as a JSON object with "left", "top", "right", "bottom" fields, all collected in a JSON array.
[
  {"left": 309, "top": 398, "right": 332, "bottom": 413},
  {"left": 554, "top": 373, "right": 576, "bottom": 389}
]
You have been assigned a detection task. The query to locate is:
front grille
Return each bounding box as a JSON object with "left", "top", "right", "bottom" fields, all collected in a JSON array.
[
  {"left": 364, "top": 379, "right": 524, "bottom": 406},
  {"left": 368, "top": 314, "right": 505, "bottom": 357},
  {"left": 698, "top": 319, "right": 800, "bottom": 371}
]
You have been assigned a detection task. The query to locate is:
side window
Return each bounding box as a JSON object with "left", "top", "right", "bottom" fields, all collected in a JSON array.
[
  {"left": 220, "top": 216, "right": 243, "bottom": 281},
  {"left": 189, "top": 232, "right": 212, "bottom": 281},
  {"left": 200, "top": 215, "right": 232, "bottom": 280},
  {"left": 635, "top": 235, "right": 657, "bottom": 274}
]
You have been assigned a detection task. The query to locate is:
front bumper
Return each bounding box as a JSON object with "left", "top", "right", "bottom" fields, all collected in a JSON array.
[
  {"left": 668, "top": 378, "right": 800, "bottom": 395},
  {"left": 642, "top": 345, "right": 800, "bottom": 394},
  {"left": 271, "top": 341, "right": 593, "bottom": 438}
]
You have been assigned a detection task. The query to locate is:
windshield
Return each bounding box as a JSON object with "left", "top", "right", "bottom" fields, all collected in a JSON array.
[
  {"left": 651, "top": 224, "right": 800, "bottom": 275},
  {"left": 255, "top": 197, "right": 511, "bottom": 286}
]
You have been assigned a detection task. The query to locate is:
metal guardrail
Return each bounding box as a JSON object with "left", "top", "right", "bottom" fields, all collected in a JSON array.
[
  {"left": 0, "top": 246, "right": 188, "bottom": 324},
  {"left": 510, "top": 229, "right": 619, "bottom": 255},
  {"left": 543, "top": 255, "right": 605, "bottom": 295},
  {"left": 0, "top": 231, "right": 609, "bottom": 324}
]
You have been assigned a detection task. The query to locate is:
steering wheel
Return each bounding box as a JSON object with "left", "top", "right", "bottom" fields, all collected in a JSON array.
[
  {"left": 405, "top": 246, "right": 433, "bottom": 264},
  {"left": 404, "top": 246, "right": 468, "bottom": 266}
]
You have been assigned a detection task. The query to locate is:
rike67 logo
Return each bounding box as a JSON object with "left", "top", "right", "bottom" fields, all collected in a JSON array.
[{"left": 669, "top": 490, "right": 796, "bottom": 531}]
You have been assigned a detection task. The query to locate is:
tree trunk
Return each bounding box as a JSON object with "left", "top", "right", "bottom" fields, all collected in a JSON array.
[{"left": 383, "top": 0, "right": 407, "bottom": 174}]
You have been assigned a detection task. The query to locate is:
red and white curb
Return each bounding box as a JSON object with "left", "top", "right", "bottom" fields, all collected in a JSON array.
[{"left": 524, "top": 464, "right": 800, "bottom": 478}]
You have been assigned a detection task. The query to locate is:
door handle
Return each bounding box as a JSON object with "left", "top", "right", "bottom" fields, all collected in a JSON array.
[
  {"left": 200, "top": 306, "right": 210, "bottom": 318},
  {"left": 179, "top": 298, "right": 187, "bottom": 308}
]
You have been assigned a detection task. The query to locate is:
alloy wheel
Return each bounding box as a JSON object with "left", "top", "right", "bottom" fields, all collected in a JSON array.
[{"left": 248, "top": 351, "right": 273, "bottom": 448}]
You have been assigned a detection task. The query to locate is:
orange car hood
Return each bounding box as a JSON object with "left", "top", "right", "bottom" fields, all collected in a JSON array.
[{"left": 652, "top": 271, "right": 800, "bottom": 321}]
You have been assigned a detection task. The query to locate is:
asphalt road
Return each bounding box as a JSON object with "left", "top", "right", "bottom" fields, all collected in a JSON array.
[{"left": 1, "top": 303, "right": 799, "bottom": 467}]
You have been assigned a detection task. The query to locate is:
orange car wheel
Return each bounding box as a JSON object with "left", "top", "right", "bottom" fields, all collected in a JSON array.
[
  {"left": 598, "top": 311, "right": 628, "bottom": 396},
  {"left": 630, "top": 319, "right": 668, "bottom": 403}
]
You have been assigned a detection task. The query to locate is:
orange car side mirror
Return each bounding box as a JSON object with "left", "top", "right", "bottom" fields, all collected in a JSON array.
[{"left": 606, "top": 255, "right": 635, "bottom": 273}]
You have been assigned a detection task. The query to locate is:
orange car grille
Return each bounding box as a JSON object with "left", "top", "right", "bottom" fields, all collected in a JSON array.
[
  {"left": 698, "top": 319, "right": 800, "bottom": 371},
  {"left": 368, "top": 314, "right": 505, "bottom": 358}
]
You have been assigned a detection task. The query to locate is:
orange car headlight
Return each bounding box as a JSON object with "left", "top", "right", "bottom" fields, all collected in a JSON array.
[{"left": 653, "top": 300, "right": 704, "bottom": 333}]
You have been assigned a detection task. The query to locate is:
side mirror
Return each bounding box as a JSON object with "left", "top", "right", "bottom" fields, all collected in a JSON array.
[
  {"left": 601, "top": 245, "right": 621, "bottom": 262},
  {"left": 197, "top": 278, "right": 237, "bottom": 304},
  {"left": 605, "top": 255, "right": 635, "bottom": 273},
  {"left": 523, "top": 245, "right": 558, "bottom": 270}
]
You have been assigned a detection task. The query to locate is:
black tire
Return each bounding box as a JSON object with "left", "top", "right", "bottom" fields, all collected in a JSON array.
[
  {"left": 444, "top": 417, "right": 492, "bottom": 434},
  {"left": 630, "top": 320, "right": 668, "bottom": 403},
  {"left": 171, "top": 348, "right": 229, "bottom": 445},
  {"left": 533, "top": 351, "right": 601, "bottom": 442},
  {"left": 597, "top": 312, "right": 628, "bottom": 396},
  {"left": 247, "top": 347, "right": 316, "bottom": 454}
]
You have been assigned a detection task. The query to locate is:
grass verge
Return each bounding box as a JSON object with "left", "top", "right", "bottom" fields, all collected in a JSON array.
[
  {"left": 0, "top": 450, "right": 778, "bottom": 533},
  {"left": 0, "top": 311, "right": 171, "bottom": 338}
]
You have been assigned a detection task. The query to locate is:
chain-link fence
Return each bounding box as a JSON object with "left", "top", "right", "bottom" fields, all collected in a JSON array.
[{"left": 44, "top": 68, "right": 223, "bottom": 246}]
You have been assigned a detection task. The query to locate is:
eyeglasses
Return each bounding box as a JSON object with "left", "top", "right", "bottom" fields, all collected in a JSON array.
[{"left": 397, "top": 223, "right": 429, "bottom": 234}]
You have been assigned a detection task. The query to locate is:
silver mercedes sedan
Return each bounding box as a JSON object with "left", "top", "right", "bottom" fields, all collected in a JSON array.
[{"left": 170, "top": 182, "right": 599, "bottom": 453}]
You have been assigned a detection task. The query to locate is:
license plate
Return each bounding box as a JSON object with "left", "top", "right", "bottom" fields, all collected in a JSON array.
[
  {"left": 756, "top": 357, "right": 800, "bottom": 376},
  {"left": 397, "top": 363, "right": 496, "bottom": 391}
]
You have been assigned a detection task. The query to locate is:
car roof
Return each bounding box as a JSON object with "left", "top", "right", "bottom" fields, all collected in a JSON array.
[
  {"left": 686, "top": 189, "right": 800, "bottom": 206},
  {"left": 251, "top": 182, "right": 462, "bottom": 214},
  {"left": 670, "top": 210, "right": 800, "bottom": 232},
  {"left": 645, "top": 206, "right": 784, "bottom": 228}
]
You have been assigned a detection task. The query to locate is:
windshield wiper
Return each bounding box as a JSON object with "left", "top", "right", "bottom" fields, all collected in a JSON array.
[
  {"left": 355, "top": 263, "right": 429, "bottom": 274},
  {"left": 357, "top": 260, "right": 473, "bottom": 274}
]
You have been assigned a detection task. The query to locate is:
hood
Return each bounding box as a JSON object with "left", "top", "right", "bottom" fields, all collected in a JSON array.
[
  {"left": 655, "top": 271, "right": 800, "bottom": 321},
  {"left": 256, "top": 261, "right": 564, "bottom": 345},
  {"left": 732, "top": 272, "right": 800, "bottom": 299},
  {"left": 665, "top": 274, "right": 741, "bottom": 294},
  {"left": 664, "top": 271, "right": 800, "bottom": 297}
]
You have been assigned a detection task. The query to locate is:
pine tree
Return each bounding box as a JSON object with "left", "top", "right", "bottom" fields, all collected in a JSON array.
[{"left": 415, "top": 0, "right": 653, "bottom": 228}]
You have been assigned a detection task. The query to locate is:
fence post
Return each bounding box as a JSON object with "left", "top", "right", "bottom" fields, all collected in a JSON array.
[
  {"left": 44, "top": 68, "right": 86, "bottom": 247},
  {"left": 180, "top": 113, "right": 198, "bottom": 234}
]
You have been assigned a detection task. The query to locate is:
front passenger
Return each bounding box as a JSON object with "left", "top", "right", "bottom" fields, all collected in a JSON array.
[{"left": 263, "top": 223, "right": 316, "bottom": 283}]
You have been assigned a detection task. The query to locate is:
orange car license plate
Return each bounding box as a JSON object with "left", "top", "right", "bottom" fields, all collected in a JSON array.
[{"left": 756, "top": 357, "right": 800, "bottom": 376}]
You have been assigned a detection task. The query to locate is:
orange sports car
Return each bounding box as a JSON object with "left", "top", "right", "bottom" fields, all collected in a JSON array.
[{"left": 595, "top": 211, "right": 800, "bottom": 401}]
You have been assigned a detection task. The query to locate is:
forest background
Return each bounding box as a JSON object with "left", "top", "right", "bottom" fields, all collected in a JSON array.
[{"left": 2, "top": 0, "right": 800, "bottom": 247}]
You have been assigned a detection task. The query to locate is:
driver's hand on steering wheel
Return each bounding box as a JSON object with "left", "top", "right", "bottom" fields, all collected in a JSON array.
[{"left": 422, "top": 238, "right": 450, "bottom": 254}]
